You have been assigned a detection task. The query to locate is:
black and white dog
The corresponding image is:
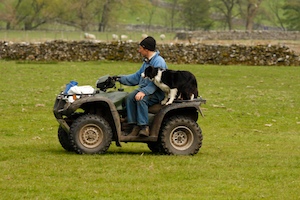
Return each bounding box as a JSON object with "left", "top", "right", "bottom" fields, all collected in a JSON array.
[{"left": 142, "top": 66, "right": 198, "bottom": 105}]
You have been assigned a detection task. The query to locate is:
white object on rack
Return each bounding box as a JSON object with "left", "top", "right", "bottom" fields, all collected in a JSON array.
[{"left": 67, "top": 85, "right": 95, "bottom": 103}]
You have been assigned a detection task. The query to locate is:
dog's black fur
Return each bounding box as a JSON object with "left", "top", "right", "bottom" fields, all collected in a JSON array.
[{"left": 142, "top": 66, "right": 198, "bottom": 105}]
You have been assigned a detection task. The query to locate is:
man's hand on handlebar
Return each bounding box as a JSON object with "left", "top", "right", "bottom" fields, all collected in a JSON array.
[{"left": 111, "top": 75, "right": 120, "bottom": 81}]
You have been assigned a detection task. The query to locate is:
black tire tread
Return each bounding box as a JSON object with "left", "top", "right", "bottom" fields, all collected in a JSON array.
[
  {"left": 58, "top": 126, "right": 74, "bottom": 152},
  {"left": 69, "top": 114, "right": 112, "bottom": 154},
  {"left": 160, "top": 116, "right": 202, "bottom": 155}
]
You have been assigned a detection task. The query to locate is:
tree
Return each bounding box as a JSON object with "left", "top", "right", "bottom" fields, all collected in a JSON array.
[
  {"left": 22, "top": 0, "right": 48, "bottom": 30},
  {"left": 57, "top": 0, "right": 103, "bottom": 31},
  {"left": 181, "top": 0, "right": 212, "bottom": 31},
  {"left": 146, "top": 0, "right": 159, "bottom": 31},
  {"left": 98, "top": 0, "right": 149, "bottom": 32},
  {"left": 2, "top": 0, "right": 62, "bottom": 30},
  {"left": 169, "top": 0, "right": 179, "bottom": 31},
  {"left": 98, "top": 0, "right": 113, "bottom": 32},
  {"left": 282, "top": 0, "right": 300, "bottom": 31},
  {"left": 126, "top": 0, "right": 155, "bottom": 32},
  {"left": 267, "top": 0, "right": 285, "bottom": 30},
  {"left": 237, "top": 0, "right": 263, "bottom": 31},
  {"left": 53, "top": 0, "right": 116, "bottom": 32},
  {"left": 0, "top": 0, "right": 23, "bottom": 29},
  {"left": 212, "top": 0, "right": 239, "bottom": 30},
  {"left": 54, "top": 0, "right": 142, "bottom": 32}
]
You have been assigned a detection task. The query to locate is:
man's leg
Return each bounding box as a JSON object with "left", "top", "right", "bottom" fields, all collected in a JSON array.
[
  {"left": 136, "top": 96, "right": 149, "bottom": 126},
  {"left": 136, "top": 91, "right": 164, "bottom": 137},
  {"left": 136, "top": 96, "right": 150, "bottom": 137},
  {"left": 126, "top": 90, "right": 139, "bottom": 124},
  {"left": 126, "top": 90, "right": 165, "bottom": 137}
]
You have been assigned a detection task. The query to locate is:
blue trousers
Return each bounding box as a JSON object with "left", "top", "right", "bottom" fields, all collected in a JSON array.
[{"left": 126, "top": 89, "right": 164, "bottom": 126}]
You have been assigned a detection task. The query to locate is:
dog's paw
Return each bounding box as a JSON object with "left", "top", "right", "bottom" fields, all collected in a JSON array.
[
  {"left": 161, "top": 99, "right": 168, "bottom": 105},
  {"left": 165, "top": 101, "right": 173, "bottom": 105}
]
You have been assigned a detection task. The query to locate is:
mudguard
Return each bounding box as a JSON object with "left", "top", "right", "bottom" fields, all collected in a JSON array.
[{"left": 149, "top": 98, "right": 205, "bottom": 137}]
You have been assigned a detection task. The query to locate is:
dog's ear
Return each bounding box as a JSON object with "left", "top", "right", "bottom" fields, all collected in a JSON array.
[
  {"left": 143, "top": 66, "right": 152, "bottom": 78},
  {"left": 147, "top": 66, "right": 154, "bottom": 74},
  {"left": 149, "top": 65, "right": 154, "bottom": 70},
  {"left": 144, "top": 66, "right": 156, "bottom": 79},
  {"left": 151, "top": 66, "right": 158, "bottom": 76}
]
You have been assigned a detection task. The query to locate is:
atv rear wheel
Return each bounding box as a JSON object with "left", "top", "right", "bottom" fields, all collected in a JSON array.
[
  {"left": 70, "top": 114, "right": 112, "bottom": 154},
  {"left": 58, "top": 126, "right": 74, "bottom": 152},
  {"left": 160, "top": 116, "right": 202, "bottom": 155}
]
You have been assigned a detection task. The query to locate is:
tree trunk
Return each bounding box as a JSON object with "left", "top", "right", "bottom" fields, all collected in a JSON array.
[
  {"left": 246, "top": 0, "right": 263, "bottom": 31},
  {"left": 170, "top": 0, "right": 179, "bottom": 31},
  {"left": 6, "top": 22, "right": 11, "bottom": 30},
  {"left": 98, "top": 0, "right": 111, "bottom": 32},
  {"left": 24, "top": 22, "right": 33, "bottom": 30},
  {"left": 227, "top": 10, "right": 233, "bottom": 30}
]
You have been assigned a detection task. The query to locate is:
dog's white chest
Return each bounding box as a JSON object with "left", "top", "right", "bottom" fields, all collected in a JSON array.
[
  {"left": 154, "top": 70, "right": 170, "bottom": 92},
  {"left": 154, "top": 79, "right": 170, "bottom": 92}
]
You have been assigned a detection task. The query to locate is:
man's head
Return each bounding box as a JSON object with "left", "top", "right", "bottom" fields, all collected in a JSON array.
[
  {"left": 139, "top": 36, "right": 156, "bottom": 51},
  {"left": 139, "top": 36, "right": 156, "bottom": 58}
]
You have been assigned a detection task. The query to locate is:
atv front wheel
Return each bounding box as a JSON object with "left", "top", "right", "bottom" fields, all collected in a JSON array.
[
  {"left": 160, "top": 116, "right": 203, "bottom": 155},
  {"left": 147, "top": 142, "right": 163, "bottom": 154},
  {"left": 58, "top": 126, "right": 74, "bottom": 152},
  {"left": 70, "top": 114, "right": 112, "bottom": 154}
]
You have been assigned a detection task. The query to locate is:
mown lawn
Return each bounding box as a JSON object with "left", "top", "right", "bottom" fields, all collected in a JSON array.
[{"left": 0, "top": 60, "right": 299, "bottom": 199}]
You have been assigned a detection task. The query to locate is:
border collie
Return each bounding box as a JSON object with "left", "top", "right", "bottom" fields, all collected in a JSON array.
[{"left": 142, "top": 66, "right": 198, "bottom": 105}]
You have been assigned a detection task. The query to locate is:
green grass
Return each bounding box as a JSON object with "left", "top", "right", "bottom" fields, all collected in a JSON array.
[{"left": 0, "top": 60, "right": 299, "bottom": 199}]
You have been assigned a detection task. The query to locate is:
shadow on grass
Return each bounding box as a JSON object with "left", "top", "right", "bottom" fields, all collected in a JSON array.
[{"left": 43, "top": 146, "right": 163, "bottom": 156}]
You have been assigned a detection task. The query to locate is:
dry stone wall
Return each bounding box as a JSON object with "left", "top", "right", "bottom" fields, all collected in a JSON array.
[
  {"left": 176, "top": 30, "right": 300, "bottom": 41},
  {"left": 0, "top": 40, "right": 299, "bottom": 66}
]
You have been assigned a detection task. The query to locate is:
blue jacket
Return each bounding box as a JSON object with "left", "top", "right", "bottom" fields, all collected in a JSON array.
[{"left": 119, "top": 51, "right": 167, "bottom": 95}]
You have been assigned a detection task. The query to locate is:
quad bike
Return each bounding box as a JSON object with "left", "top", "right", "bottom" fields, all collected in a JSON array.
[{"left": 53, "top": 75, "right": 206, "bottom": 155}]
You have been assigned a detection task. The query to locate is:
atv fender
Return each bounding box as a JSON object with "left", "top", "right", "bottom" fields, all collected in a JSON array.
[{"left": 150, "top": 100, "right": 203, "bottom": 137}]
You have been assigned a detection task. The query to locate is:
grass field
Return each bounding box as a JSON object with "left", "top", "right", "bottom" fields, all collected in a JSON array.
[
  {"left": 0, "top": 60, "right": 299, "bottom": 199},
  {"left": 0, "top": 30, "right": 176, "bottom": 44}
]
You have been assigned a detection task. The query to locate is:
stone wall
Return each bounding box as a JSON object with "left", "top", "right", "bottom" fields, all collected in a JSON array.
[
  {"left": 176, "top": 30, "right": 300, "bottom": 41},
  {"left": 0, "top": 40, "right": 299, "bottom": 66}
]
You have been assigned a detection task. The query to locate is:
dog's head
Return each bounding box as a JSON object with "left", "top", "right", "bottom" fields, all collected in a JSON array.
[{"left": 141, "top": 66, "right": 159, "bottom": 80}]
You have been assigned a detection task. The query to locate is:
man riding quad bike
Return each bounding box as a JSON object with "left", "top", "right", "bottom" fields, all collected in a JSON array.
[{"left": 53, "top": 75, "right": 206, "bottom": 155}]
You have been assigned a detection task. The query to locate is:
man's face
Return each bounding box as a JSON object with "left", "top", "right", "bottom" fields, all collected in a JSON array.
[{"left": 138, "top": 45, "right": 148, "bottom": 57}]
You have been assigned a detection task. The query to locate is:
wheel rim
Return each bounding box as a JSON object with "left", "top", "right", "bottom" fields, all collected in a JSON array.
[
  {"left": 79, "top": 124, "right": 103, "bottom": 149},
  {"left": 169, "top": 126, "right": 194, "bottom": 150}
]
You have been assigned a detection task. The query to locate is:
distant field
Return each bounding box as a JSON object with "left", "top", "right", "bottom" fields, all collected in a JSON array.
[
  {"left": 0, "top": 30, "right": 176, "bottom": 43},
  {"left": 1, "top": 30, "right": 300, "bottom": 55},
  {"left": 0, "top": 60, "right": 299, "bottom": 199}
]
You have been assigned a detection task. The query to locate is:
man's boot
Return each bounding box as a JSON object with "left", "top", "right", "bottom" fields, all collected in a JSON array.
[
  {"left": 139, "top": 126, "right": 149, "bottom": 137},
  {"left": 127, "top": 125, "right": 140, "bottom": 137}
]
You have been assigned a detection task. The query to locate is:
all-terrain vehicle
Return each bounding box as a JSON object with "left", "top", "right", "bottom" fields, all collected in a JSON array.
[{"left": 53, "top": 75, "right": 206, "bottom": 155}]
